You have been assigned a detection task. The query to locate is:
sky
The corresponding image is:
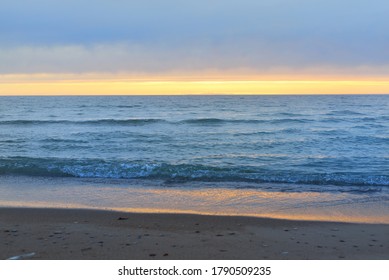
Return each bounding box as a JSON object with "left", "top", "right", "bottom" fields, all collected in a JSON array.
[{"left": 1, "top": 0, "right": 389, "bottom": 94}]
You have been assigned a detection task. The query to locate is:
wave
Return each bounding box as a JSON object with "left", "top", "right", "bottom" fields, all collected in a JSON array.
[
  {"left": 180, "top": 118, "right": 312, "bottom": 125},
  {"left": 116, "top": 105, "right": 142, "bottom": 108},
  {"left": 326, "top": 110, "right": 365, "bottom": 116},
  {"left": 0, "top": 139, "right": 26, "bottom": 144},
  {"left": 268, "top": 118, "right": 312, "bottom": 124},
  {"left": 181, "top": 118, "right": 230, "bottom": 124},
  {"left": 42, "top": 138, "right": 89, "bottom": 144},
  {"left": 0, "top": 117, "right": 321, "bottom": 127},
  {"left": 0, "top": 157, "right": 388, "bottom": 192},
  {"left": 274, "top": 112, "right": 306, "bottom": 117},
  {"left": 0, "top": 118, "right": 165, "bottom": 126}
]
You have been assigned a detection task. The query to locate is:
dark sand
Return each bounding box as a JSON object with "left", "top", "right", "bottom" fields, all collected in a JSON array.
[{"left": 1, "top": 207, "right": 388, "bottom": 260}]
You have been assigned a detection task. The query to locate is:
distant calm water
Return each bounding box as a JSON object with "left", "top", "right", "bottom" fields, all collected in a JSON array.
[{"left": 1, "top": 95, "right": 389, "bottom": 194}]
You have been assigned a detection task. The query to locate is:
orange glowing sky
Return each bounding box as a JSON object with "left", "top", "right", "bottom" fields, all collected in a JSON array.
[{"left": 1, "top": 73, "right": 389, "bottom": 95}]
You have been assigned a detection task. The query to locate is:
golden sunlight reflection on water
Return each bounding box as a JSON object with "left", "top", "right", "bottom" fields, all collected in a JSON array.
[{"left": 1, "top": 177, "right": 388, "bottom": 224}]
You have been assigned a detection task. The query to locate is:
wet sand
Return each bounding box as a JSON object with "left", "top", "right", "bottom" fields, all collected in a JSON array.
[{"left": 0, "top": 207, "right": 388, "bottom": 260}]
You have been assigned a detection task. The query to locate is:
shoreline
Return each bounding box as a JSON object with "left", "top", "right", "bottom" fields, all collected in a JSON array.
[
  {"left": 1, "top": 175, "right": 388, "bottom": 225},
  {"left": 1, "top": 207, "right": 388, "bottom": 260},
  {"left": 1, "top": 204, "right": 389, "bottom": 225}
]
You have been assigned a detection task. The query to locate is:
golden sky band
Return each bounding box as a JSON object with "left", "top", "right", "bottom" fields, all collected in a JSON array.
[{"left": 2, "top": 79, "right": 389, "bottom": 95}]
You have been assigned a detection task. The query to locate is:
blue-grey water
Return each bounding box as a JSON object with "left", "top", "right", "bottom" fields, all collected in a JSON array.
[{"left": 1, "top": 95, "right": 389, "bottom": 194}]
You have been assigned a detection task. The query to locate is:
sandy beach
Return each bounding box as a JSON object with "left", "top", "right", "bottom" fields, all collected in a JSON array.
[{"left": 1, "top": 207, "right": 388, "bottom": 260}]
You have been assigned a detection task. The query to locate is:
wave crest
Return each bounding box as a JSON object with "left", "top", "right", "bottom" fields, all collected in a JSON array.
[{"left": 0, "top": 157, "right": 388, "bottom": 192}]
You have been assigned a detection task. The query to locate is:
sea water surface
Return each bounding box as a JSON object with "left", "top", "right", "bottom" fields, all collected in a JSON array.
[{"left": 0, "top": 95, "right": 388, "bottom": 222}]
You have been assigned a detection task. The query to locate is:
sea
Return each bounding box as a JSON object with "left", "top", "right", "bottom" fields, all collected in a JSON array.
[{"left": 1, "top": 95, "right": 388, "bottom": 222}]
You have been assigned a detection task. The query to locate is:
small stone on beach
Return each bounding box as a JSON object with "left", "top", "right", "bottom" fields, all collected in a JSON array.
[{"left": 81, "top": 247, "right": 92, "bottom": 252}]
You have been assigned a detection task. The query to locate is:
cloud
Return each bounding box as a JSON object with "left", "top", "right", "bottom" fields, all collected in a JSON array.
[
  {"left": 2, "top": 43, "right": 389, "bottom": 77},
  {"left": 1, "top": 0, "right": 389, "bottom": 75}
]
